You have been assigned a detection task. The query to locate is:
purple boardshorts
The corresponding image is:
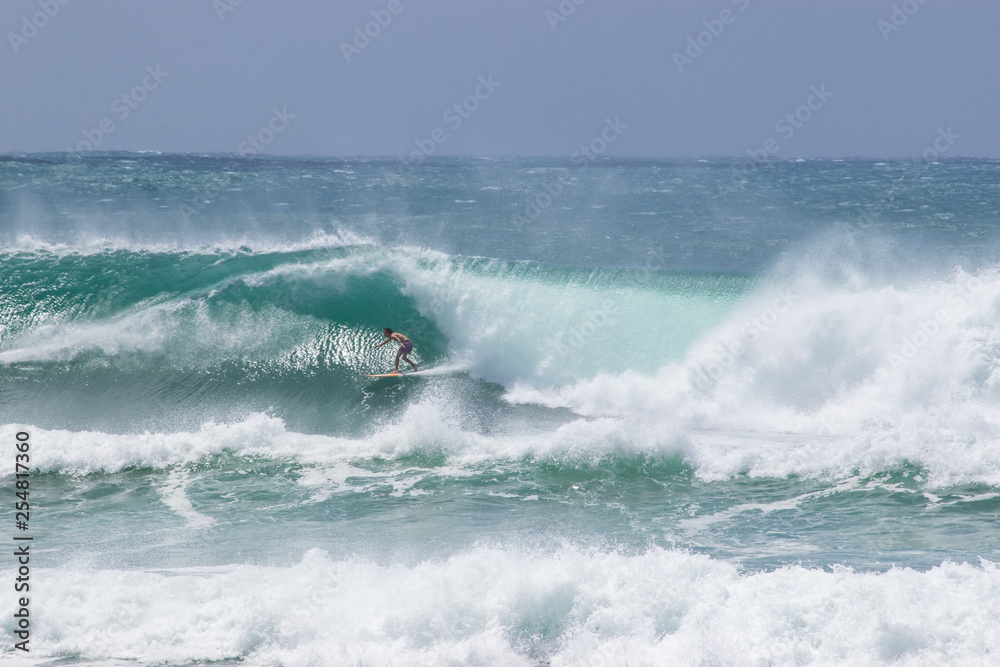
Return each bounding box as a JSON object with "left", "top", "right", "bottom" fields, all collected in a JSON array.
[{"left": 398, "top": 340, "right": 413, "bottom": 355}]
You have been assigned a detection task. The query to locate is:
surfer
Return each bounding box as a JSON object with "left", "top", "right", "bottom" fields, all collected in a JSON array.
[{"left": 374, "top": 328, "right": 418, "bottom": 373}]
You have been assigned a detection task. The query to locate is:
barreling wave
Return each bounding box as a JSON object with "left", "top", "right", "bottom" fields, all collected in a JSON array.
[
  {"left": 0, "top": 242, "right": 748, "bottom": 431},
  {"left": 5, "top": 240, "right": 1000, "bottom": 484}
]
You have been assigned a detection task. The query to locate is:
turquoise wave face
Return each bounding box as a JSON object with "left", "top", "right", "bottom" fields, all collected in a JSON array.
[
  {"left": 0, "top": 245, "right": 750, "bottom": 434},
  {"left": 0, "top": 247, "right": 434, "bottom": 433}
]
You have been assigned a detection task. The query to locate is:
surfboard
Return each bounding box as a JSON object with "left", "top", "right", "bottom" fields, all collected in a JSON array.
[{"left": 363, "top": 364, "right": 464, "bottom": 378}]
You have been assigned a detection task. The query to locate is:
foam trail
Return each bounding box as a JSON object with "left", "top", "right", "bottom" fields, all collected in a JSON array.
[
  {"left": 159, "top": 469, "right": 216, "bottom": 529},
  {"left": 411, "top": 361, "right": 472, "bottom": 376},
  {"left": 0, "top": 408, "right": 677, "bottom": 476}
]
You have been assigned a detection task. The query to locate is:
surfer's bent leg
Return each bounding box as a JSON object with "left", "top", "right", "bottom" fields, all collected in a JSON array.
[
  {"left": 400, "top": 340, "right": 417, "bottom": 372},
  {"left": 403, "top": 353, "right": 418, "bottom": 372}
]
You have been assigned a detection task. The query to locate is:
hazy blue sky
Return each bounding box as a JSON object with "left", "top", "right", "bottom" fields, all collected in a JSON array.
[{"left": 2, "top": 0, "right": 997, "bottom": 158}]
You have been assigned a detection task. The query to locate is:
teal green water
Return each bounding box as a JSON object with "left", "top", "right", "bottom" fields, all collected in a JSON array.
[
  {"left": 3, "top": 155, "right": 1000, "bottom": 665},
  {"left": 33, "top": 458, "right": 1000, "bottom": 574}
]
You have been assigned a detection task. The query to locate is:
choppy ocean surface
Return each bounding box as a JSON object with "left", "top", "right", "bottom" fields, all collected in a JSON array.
[{"left": 2, "top": 154, "right": 1000, "bottom": 666}]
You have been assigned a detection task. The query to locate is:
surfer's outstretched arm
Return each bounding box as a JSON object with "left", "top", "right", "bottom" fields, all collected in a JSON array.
[{"left": 375, "top": 327, "right": 395, "bottom": 348}]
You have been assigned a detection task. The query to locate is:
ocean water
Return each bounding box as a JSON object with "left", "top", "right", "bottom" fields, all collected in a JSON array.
[{"left": 2, "top": 153, "right": 1000, "bottom": 666}]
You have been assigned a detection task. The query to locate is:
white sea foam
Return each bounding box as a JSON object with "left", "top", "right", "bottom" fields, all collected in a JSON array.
[
  {"left": 4, "top": 383, "right": 1000, "bottom": 488},
  {"left": 158, "top": 468, "right": 216, "bottom": 529},
  {"left": 0, "top": 403, "right": 678, "bottom": 477},
  {"left": 505, "top": 267, "right": 1000, "bottom": 486},
  {"left": 2, "top": 547, "right": 997, "bottom": 666}
]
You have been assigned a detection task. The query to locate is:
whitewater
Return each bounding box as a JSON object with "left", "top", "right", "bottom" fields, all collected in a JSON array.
[{"left": 2, "top": 154, "right": 1000, "bottom": 666}]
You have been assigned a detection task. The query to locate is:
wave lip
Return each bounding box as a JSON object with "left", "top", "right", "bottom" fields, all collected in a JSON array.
[
  {"left": 8, "top": 547, "right": 999, "bottom": 666},
  {"left": 0, "top": 228, "right": 373, "bottom": 256}
]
